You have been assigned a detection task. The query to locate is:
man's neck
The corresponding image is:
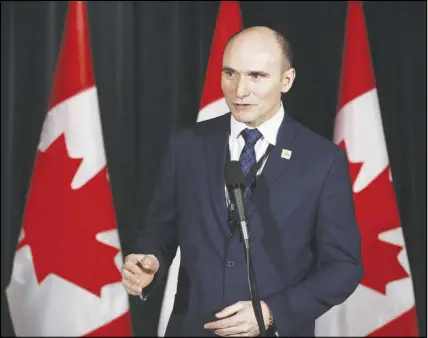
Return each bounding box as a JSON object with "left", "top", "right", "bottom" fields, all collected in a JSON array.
[{"left": 245, "top": 102, "right": 282, "bottom": 128}]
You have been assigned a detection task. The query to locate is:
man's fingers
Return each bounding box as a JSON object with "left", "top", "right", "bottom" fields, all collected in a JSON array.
[
  {"left": 215, "top": 301, "right": 245, "bottom": 318},
  {"left": 123, "top": 259, "right": 144, "bottom": 276},
  {"left": 138, "top": 255, "right": 160, "bottom": 273},
  {"left": 122, "top": 268, "right": 143, "bottom": 285},
  {"left": 204, "top": 301, "right": 247, "bottom": 330},
  {"left": 125, "top": 254, "right": 146, "bottom": 265},
  {"left": 225, "top": 332, "right": 253, "bottom": 337},
  {"left": 123, "top": 254, "right": 159, "bottom": 275},
  {"left": 121, "top": 279, "right": 142, "bottom": 296},
  {"left": 204, "top": 315, "right": 241, "bottom": 330},
  {"left": 122, "top": 267, "right": 154, "bottom": 291},
  {"left": 213, "top": 325, "right": 245, "bottom": 337},
  {"left": 121, "top": 253, "right": 160, "bottom": 296}
]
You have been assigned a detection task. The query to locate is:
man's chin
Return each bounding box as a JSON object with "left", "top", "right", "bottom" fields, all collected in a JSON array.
[{"left": 231, "top": 111, "right": 255, "bottom": 124}]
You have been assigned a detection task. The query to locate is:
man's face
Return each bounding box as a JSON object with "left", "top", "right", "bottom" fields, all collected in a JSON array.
[{"left": 221, "top": 32, "right": 294, "bottom": 127}]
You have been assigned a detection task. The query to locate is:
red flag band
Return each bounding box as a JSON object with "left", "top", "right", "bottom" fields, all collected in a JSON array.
[
  {"left": 6, "top": 1, "right": 132, "bottom": 336},
  {"left": 315, "top": 2, "right": 418, "bottom": 336}
]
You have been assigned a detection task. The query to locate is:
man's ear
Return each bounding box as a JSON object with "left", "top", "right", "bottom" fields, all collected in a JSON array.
[{"left": 281, "top": 67, "right": 296, "bottom": 94}]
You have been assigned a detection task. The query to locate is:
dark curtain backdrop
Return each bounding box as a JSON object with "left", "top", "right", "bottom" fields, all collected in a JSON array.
[{"left": 1, "top": 1, "right": 426, "bottom": 336}]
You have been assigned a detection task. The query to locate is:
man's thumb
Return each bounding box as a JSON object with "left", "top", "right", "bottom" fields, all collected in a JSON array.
[{"left": 139, "top": 255, "right": 159, "bottom": 272}]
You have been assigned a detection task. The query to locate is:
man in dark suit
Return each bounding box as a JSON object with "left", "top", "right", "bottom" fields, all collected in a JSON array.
[{"left": 121, "top": 26, "right": 363, "bottom": 337}]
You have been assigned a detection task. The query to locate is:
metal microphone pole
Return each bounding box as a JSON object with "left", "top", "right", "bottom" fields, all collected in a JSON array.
[
  {"left": 229, "top": 184, "right": 266, "bottom": 337},
  {"left": 238, "top": 219, "right": 267, "bottom": 337},
  {"left": 226, "top": 162, "right": 267, "bottom": 337}
]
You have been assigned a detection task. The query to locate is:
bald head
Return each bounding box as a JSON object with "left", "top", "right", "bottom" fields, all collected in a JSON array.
[
  {"left": 221, "top": 26, "right": 296, "bottom": 128},
  {"left": 225, "top": 26, "right": 292, "bottom": 72}
]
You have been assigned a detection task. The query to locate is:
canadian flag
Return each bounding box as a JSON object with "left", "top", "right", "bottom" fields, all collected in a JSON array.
[
  {"left": 156, "top": 1, "right": 243, "bottom": 336},
  {"left": 5, "top": 1, "right": 132, "bottom": 336},
  {"left": 315, "top": 1, "right": 419, "bottom": 336}
]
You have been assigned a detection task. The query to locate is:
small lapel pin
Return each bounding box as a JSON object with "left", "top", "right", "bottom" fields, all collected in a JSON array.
[{"left": 281, "top": 149, "right": 292, "bottom": 160}]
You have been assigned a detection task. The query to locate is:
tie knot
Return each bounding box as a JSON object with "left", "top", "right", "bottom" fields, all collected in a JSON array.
[{"left": 241, "top": 128, "right": 262, "bottom": 146}]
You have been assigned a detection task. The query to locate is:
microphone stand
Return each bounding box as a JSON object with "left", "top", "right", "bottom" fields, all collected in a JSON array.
[
  {"left": 239, "top": 220, "right": 267, "bottom": 337},
  {"left": 229, "top": 191, "right": 267, "bottom": 337}
]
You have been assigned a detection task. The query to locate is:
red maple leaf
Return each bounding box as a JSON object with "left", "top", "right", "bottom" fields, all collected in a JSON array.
[
  {"left": 18, "top": 134, "right": 121, "bottom": 296},
  {"left": 339, "top": 141, "right": 408, "bottom": 294}
]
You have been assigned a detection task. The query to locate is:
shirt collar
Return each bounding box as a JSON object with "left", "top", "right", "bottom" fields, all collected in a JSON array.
[{"left": 230, "top": 103, "right": 285, "bottom": 146}]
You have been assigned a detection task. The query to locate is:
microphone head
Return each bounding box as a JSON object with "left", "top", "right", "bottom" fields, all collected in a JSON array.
[{"left": 225, "top": 161, "right": 245, "bottom": 186}]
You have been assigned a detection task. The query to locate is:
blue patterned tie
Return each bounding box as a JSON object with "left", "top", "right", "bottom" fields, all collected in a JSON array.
[{"left": 239, "top": 128, "right": 263, "bottom": 200}]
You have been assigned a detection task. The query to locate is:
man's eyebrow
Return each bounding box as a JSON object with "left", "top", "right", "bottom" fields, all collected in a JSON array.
[
  {"left": 222, "top": 67, "right": 270, "bottom": 76},
  {"left": 222, "top": 66, "right": 236, "bottom": 72},
  {"left": 248, "top": 71, "right": 270, "bottom": 76}
]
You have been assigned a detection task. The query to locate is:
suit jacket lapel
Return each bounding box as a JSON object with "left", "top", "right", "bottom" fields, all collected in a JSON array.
[{"left": 246, "top": 113, "right": 296, "bottom": 219}]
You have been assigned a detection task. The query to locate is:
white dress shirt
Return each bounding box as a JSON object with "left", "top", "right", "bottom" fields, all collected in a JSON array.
[
  {"left": 225, "top": 104, "right": 285, "bottom": 205},
  {"left": 228, "top": 103, "right": 285, "bottom": 173}
]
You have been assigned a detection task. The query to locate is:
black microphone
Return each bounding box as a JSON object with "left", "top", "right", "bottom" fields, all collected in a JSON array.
[{"left": 225, "top": 161, "right": 249, "bottom": 242}]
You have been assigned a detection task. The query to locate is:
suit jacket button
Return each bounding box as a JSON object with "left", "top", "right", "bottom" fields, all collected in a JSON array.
[{"left": 227, "top": 260, "right": 235, "bottom": 268}]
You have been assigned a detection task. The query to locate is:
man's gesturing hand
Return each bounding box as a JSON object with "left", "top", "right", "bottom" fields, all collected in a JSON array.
[
  {"left": 121, "top": 254, "right": 159, "bottom": 296},
  {"left": 204, "top": 301, "right": 271, "bottom": 337}
]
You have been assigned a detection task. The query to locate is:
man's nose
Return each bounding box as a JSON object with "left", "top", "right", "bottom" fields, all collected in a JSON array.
[{"left": 235, "top": 78, "right": 249, "bottom": 98}]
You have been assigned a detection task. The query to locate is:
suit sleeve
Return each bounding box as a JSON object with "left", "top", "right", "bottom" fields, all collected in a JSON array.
[
  {"left": 132, "top": 134, "right": 179, "bottom": 299},
  {"left": 263, "top": 147, "right": 364, "bottom": 336}
]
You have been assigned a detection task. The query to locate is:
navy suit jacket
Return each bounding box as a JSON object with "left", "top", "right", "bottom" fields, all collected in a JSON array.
[{"left": 134, "top": 112, "right": 363, "bottom": 337}]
